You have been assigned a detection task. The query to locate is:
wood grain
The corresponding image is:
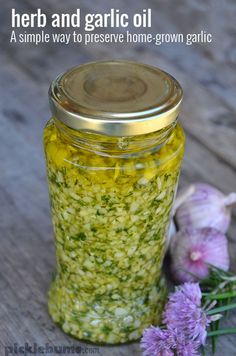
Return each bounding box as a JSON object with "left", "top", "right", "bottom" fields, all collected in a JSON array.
[{"left": 0, "top": 0, "right": 236, "bottom": 355}]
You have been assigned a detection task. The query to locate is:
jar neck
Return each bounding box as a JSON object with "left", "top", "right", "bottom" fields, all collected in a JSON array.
[{"left": 53, "top": 117, "right": 177, "bottom": 158}]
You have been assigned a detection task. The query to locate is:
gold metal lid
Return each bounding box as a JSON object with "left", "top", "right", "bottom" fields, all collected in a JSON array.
[{"left": 49, "top": 60, "right": 183, "bottom": 136}]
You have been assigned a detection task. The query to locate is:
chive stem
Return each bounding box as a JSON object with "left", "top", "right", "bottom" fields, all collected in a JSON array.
[
  {"left": 207, "top": 303, "right": 236, "bottom": 315},
  {"left": 208, "top": 328, "right": 236, "bottom": 337},
  {"left": 202, "top": 291, "right": 236, "bottom": 300}
]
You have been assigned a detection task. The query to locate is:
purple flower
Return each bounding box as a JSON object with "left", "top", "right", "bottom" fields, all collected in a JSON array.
[
  {"left": 177, "top": 343, "right": 199, "bottom": 356},
  {"left": 140, "top": 326, "right": 174, "bottom": 356},
  {"left": 140, "top": 326, "right": 201, "bottom": 356},
  {"left": 163, "top": 283, "right": 211, "bottom": 345},
  {"left": 177, "top": 341, "right": 200, "bottom": 356},
  {"left": 180, "top": 282, "right": 202, "bottom": 306},
  {"left": 171, "top": 329, "right": 200, "bottom": 356},
  {"left": 141, "top": 284, "right": 211, "bottom": 355}
]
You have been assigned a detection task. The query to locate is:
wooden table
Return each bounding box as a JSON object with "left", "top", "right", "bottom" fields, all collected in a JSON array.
[{"left": 1, "top": 0, "right": 236, "bottom": 355}]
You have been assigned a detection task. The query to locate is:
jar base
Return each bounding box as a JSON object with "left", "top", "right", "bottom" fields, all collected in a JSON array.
[{"left": 48, "top": 277, "right": 167, "bottom": 344}]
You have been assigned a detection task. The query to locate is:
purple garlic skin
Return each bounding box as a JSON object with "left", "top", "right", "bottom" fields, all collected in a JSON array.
[
  {"left": 170, "top": 227, "right": 230, "bottom": 283},
  {"left": 175, "top": 183, "right": 236, "bottom": 233}
]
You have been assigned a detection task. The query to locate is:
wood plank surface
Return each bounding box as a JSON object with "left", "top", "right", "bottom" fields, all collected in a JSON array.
[{"left": 0, "top": 0, "right": 236, "bottom": 355}]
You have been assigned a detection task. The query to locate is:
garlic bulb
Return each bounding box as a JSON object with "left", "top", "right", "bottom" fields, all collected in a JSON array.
[
  {"left": 170, "top": 227, "right": 230, "bottom": 283},
  {"left": 175, "top": 183, "right": 236, "bottom": 233}
]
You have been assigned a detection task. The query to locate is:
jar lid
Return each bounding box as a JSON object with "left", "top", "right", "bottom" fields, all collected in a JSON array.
[{"left": 49, "top": 60, "right": 183, "bottom": 136}]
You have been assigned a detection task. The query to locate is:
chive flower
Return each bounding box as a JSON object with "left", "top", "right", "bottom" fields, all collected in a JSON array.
[
  {"left": 141, "top": 283, "right": 212, "bottom": 355},
  {"left": 141, "top": 326, "right": 200, "bottom": 355},
  {"left": 163, "top": 283, "right": 211, "bottom": 345},
  {"left": 141, "top": 327, "right": 173, "bottom": 356}
]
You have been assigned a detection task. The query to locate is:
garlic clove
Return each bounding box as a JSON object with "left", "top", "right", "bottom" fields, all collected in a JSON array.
[
  {"left": 166, "top": 219, "right": 177, "bottom": 251},
  {"left": 175, "top": 183, "right": 236, "bottom": 233},
  {"left": 224, "top": 192, "right": 236, "bottom": 208},
  {"left": 170, "top": 227, "right": 230, "bottom": 283},
  {"left": 172, "top": 184, "right": 195, "bottom": 214},
  {"left": 166, "top": 186, "right": 195, "bottom": 247},
  {"left": 168, "top": 219, "right": 176, "bottom": 238}
]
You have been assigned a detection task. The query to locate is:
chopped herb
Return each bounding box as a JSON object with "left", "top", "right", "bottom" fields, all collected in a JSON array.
[
  {"left": 71, "top": 232, "right": 87, "bottom": 241},
  {"left": 101, "top": 326, "right": 112, "bottom": 335}
]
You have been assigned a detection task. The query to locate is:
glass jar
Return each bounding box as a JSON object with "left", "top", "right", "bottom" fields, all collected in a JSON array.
[{"left": 43, "top": 60, "right": 185, "bottom": 344}]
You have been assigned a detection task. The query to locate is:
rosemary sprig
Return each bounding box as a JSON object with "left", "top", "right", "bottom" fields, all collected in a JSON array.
[{"left": 200, "top": 266, "right": 236, "bottom": 354}]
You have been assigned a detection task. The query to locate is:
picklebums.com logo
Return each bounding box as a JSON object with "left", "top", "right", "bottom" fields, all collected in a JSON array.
[{"left": 4, "top": 343, "right": 100, "bottom": 355}]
